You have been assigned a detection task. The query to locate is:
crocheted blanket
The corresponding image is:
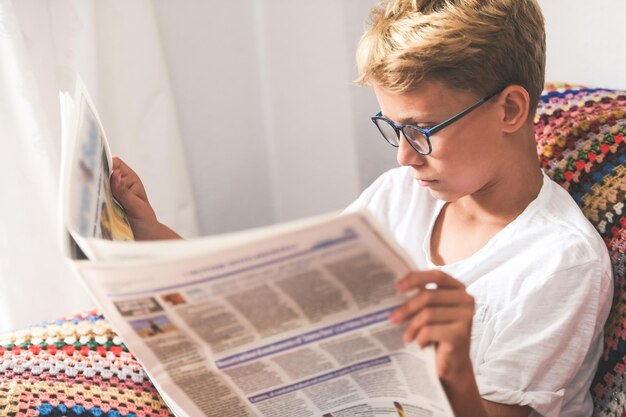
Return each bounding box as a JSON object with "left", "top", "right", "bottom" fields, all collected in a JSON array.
[
  {"left": 535, "top": 84, "right": 626, "bottom": 417},
  {"left": 0, "top": 310, "right": 173, "bottom": 416}
]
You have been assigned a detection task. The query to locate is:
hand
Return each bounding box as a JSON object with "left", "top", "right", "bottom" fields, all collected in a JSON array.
[
  {"left": 110, "top": 157, "right": 160, "bottom": 240},
  {"left": 389, "top": 270, "right": 475, "bottom": 383},
  {"left": 389, "top": 272, "right": 532, "bottom": 417}
]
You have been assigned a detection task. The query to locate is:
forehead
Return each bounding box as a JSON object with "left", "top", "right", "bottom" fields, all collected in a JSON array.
[{"left": 373, "top": 81, "right": 472, "bottom": 122}]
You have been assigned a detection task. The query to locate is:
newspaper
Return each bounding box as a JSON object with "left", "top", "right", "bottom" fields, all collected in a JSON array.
[
  {"left": 59, "top": 77, "right": 134, "bottom": 259},
  {"left": 60, "top": 77, "right": 455, "bottom": 417}
]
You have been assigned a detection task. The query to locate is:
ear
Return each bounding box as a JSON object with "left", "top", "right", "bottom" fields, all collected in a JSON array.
[{"left": 498, "top": 85, "right": 530, "bottom": 133}]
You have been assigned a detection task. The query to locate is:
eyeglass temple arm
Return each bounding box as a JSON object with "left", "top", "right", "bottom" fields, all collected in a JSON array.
[{"left": 427, "top": 87, "right": 505, "bottom": 135}]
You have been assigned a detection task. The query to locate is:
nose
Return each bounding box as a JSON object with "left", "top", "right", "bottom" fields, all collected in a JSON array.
[{"left": 396, "top": 134, "right": 426, "bottom": 167}]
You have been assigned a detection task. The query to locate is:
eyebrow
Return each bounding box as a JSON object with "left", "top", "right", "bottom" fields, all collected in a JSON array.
[{"left": 392, "top": 114, "right": 436, "bottom": 125}]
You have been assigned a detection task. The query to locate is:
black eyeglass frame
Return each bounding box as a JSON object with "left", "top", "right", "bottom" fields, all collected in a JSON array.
[{"left": 371, "top": 86, "right": 506, "bottom": 155}]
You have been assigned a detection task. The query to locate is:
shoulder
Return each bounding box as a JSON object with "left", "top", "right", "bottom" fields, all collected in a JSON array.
[
  {"left": 526, "top": 176, "right": 611, "bottom": 272},
  {"left": 474, "top": 174, "right": 613, "bottom": 304},
  {"left": 498, "top": 177, "right": 614, "bottom": 308}
]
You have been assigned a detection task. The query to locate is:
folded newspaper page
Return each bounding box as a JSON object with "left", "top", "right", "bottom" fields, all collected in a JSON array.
[
  {"left": 73, "top": 212, "right": 455, "bottom": 417},
  {"left": 60, "top": 75, "right": 455, "bottom": 417},
  {"left": 59, "top": 76, "right": 134, "bottom": 260}
]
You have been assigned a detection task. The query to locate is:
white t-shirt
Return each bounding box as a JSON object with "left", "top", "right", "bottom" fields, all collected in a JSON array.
[{"left": 345, "top": 166, "right": 613, "bottom": 417}]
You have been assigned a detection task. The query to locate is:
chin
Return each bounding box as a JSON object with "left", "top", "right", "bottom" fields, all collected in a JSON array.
[{"left": 427, "top": 188, "right": 461, "bottom": 203}]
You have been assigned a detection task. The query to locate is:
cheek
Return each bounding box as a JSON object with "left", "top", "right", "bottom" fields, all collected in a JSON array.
[
  {"left": 429, "top": 133, "right": 494, "bottom": 195},
  {"left": 430, "top": 132, "right": 481, "bottom": 174}
]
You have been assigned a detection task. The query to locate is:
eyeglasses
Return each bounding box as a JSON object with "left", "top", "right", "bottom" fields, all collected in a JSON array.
[{"left": 371, "top": 86, "right": 505, "bottom": 155}]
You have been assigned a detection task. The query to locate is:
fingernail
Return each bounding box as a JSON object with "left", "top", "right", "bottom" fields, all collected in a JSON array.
[{"left": 396, "top": 279, "right": 408, "bottom": 291}]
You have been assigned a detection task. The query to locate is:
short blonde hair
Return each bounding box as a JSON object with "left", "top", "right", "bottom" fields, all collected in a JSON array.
[{"left": 356, "top": 0, "right": 546, "bottom": 113}]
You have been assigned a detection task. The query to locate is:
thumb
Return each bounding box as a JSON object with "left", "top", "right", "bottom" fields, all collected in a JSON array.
[{"left": 111, "top": 169, "right": 153, "bottom": 220}]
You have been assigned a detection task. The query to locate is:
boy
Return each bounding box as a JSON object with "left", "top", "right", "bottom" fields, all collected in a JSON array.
[{"left": 111, "top": 1, "right": 612, "bottom": 416}]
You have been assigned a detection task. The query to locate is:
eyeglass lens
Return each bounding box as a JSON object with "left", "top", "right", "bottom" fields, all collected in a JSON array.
[{"left": 373, "top": 119, "right": 430, "bottom": 154}]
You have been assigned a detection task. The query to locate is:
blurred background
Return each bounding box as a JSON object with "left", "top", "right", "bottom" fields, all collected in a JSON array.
[{"left": 1, "top": 0, "right": 626, "bottom": 331}]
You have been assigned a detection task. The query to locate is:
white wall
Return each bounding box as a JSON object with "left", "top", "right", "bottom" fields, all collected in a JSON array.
[
  {"left": 539, "top": 0, "right": 626, "bottom": 90},
  {"left": 154, "top": 0, "right": 626, "bottom": 236}
]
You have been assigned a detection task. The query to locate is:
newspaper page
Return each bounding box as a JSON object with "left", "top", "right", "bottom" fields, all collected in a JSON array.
[
  {"left": 74, "top": 211, "right": 455, "bottom": 417},
  {"left": 59, "top": 77, "right": 134, "bottom": 259},
  {"left": 72, "top": 212, "right": 340, "bottom": 262}
]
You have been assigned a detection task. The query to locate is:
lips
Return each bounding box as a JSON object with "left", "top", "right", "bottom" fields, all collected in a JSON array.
[
  {"left": 411, "top": 169, "right": 436, "bottom": 184},
  {"left": 412, "top": 176, "right": 435, "bottom": 182},
  {"left": 414, "top": 177, "right": 437, "bottom": 187}
]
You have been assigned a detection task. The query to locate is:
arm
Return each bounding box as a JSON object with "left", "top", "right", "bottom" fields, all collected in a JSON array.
[
  {"left": 443, "top": 363, "right": 531, "bottom": 417},
  {"left": 390, "top": 271, "right": 531, "bottom": 417},
  {"left": 110, "top": 157, "right": 182, "bottom": 240}
]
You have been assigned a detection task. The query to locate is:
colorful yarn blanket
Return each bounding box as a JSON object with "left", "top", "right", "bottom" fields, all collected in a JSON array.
[
  {"left": 0, "top": 310, "right": 173, "bottom": 416},
  {"left": 0, "top": 85, "right": 624, "bottom": 417},
  {"left": 534, "top": 84, "right": 626, "bottom": 417}
]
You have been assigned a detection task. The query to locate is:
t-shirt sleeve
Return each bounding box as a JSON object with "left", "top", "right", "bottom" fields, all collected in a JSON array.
[{"left": 475, "top": 260, "right": 612, "bottom": 417}]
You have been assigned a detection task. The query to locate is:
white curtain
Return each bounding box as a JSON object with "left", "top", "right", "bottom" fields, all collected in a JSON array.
[
  {"left": 0, "top": 0, "right": 198, "bottom": 332},
  {"left": 152, "top": 0, "right": 398, "bottom": 237}
]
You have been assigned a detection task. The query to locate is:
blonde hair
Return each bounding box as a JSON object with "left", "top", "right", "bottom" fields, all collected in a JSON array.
[{"left": 356, "top": 0, "right": 546, "bottom": 112}]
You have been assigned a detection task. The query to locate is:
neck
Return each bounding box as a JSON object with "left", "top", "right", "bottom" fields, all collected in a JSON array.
[{"left": 453, "top": 135, "right": 544, "bottom": 225}]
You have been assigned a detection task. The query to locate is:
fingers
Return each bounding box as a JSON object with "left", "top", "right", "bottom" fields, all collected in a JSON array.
[
  {"left": 414, "top": 323, "right": 469, "bottom": 349},
  {"left": 115, "top": 170, "right": 147, "bottom": 200},
  {"left": 390, "top": 270, "right": 474, "bottom": 346},
  {"left": 110, "top": 157, "right": 149, "bottom": 202},
  {"left": 396, "top": 270, "right": 465, "bottom": 292},
  {"left": 404, "top": 305, "right": 473, "bottom": 344},
  {"left": 112, "top": 156, "right": 122, "bottom": 170},
  {"left": 389, "top": 289, "right": 470, "bottom": 324},
  {"left": 110, "top": 156, "right": 161, "bottom": 238},
  {"left": 112, "top": 156, "right": 138, "bottom": 178},
  {"left": 403, "top": 308, "right": 457, "bottom": 343},
  {"left": 110, "top": 170, "right": 145, "bottom": 215},
  {"left": 110, "top": 158, "right": 154, "bottom": 223},
  {"left": 110, "top": 168, "right": 128, "bottom": 200}
]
